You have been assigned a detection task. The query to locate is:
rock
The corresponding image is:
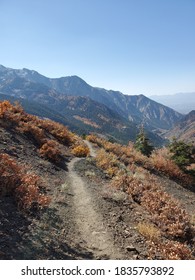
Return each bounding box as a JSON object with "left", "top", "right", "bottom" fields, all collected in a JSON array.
[
  {"left": 126, "top": 245, "right": 139, "bottom": 253},
  {"left": 133, "top": 254, "right": 139, "bottom": 259}
]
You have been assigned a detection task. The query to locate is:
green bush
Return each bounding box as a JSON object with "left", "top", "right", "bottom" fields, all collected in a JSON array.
[
  {"left": 168, "top": 138, "right": 194, "bottom": 170},
  {"left": 134, "top": 127, "right": 154, "bottom": 157}
]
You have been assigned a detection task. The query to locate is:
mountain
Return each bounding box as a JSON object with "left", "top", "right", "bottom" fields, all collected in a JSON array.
[
  {"left": 0, "top": 65, "right": 183, "bottom": 145},
  {"left": 150, "top": 92, "right": 195, "bottom": 114},
  {"left": 0, "top": 92, "right": 164, "bottom": 145},
  {"left": 164, "top": 110, "right": 195, "bottom": 143}
]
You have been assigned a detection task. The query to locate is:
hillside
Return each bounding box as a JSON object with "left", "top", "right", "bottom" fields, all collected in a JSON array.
[
  {"left": 0, "top": 101, "right": 194, "bottom": 260},
  {"left": 164, "top": 110, "right": 195, "bottom": 143},
  {"left": 0, "top": 65, "right": 182, "bottom": 134}
]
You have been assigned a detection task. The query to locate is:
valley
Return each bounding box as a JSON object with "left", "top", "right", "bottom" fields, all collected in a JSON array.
[{"left": 0, "top": 65, "right": 186, "bottom": 145}]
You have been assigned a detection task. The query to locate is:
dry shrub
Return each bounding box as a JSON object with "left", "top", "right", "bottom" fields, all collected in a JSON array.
[
  {"left": 150, "top": 148, "right": 192, "bottom": 184},
  {"left": 71, "top": 144, "right": 90, "bottom": 157},
  {"left": 96, "top": 149, "right": 120, "bottom": 177},
  {"left": 88, "top": 134, "right": 194, "bottom": 257},
  {"left": 86, "top": 134, "right": 99, "bottom": 144},
  {"left": 41, "top": 119, "right": 74, "bottom": 146},
  {"left": 16, "top": 174, "right": 50, "bottom": 210},
  {"left": 0, "top": 153, "right": 50, "bottom": 211},
  {"left": 137, "top": 222, "right": 161, "bottom": 242},
  {"left": 0, "top": 100, "right": 13, "bottom": 116},
  {"left": 39, "top": 140, "right": 61, "bottom": 162},
  {"left": 0, "top": 153, "right": 22, "bottom": 196},
  {"left": 18, "top": 122, "right": 46, "bottom": 145},
  {"left": 112, "top": 170, "right": 193, "bottom": 239},
  {"left": 148, "top": 240, "right": 193, "bottom": 260},
  {"left": 0, "top": 101, "right": 74, "bottom": 148},
  {"left": 142, "top": 190, "right": 193, "bottom": 239},
  {"left": 87, "top": 134, "right": 192, "bottom": 184}
]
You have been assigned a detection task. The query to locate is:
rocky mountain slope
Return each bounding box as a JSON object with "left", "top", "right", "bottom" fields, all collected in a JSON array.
[
  {"left": 0, "top": 92, "right": 159, "bottom": 145},
  {"left": 164, "top": 110, "right": 195, "bottom": 143},
  {"left": 0, "top": 65, "right": 182, "bottom": 134}
]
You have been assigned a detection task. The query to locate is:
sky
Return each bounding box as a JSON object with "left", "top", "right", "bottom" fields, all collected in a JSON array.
[{"left": 0, "top": 0, "right": 195, "bottom": 96}]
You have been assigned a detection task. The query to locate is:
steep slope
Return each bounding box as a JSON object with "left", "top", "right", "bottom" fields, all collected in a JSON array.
[
  {"left": 0, "top": 102, "right": 194, "bottom": 260},
  {"left": 0, "top": 93, "right": 164, "bottom": 145},
  {"left": 0, "top": 65, "right": 182, "bottom": 131},
  {"left": 164, "top": 110, "right": 195, "bottom": 143}
]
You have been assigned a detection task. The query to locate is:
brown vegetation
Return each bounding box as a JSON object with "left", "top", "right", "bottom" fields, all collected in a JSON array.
[
  {"left": 0, "top": 153, "right": 50, "bottom": 211},
  {"left": 0, "top": 100, "right": 89, "bottom": 212},
  {"left": 87, "top": 134, "right": 195, "bottom": 259}
]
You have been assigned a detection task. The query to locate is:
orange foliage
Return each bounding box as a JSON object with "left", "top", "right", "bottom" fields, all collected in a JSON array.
[
  {"left": 16, "top": 174, "right": 50, "bottom": 210},
  {"left": 149, "top": 240, "right": 193, "bottom": 260},
  {"left": 0, "top": 152, "right": 50, "bottom": 211},
  {"left": 0, "top": 100, "right": 74, "bottom": 148},
  {"left": 0, "top": 153, "right": 22, "bottom": 196},
  {"left": 95, "top": 149, "right": 120, "bottom": 177},
  {"left": 71, "top": 144, "right": 90, "bottom": 157},
  {"left": 39, "top": 140, "right": 61, "bottom": 162}
]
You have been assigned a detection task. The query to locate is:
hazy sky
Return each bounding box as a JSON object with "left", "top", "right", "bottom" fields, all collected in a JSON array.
[{"left": 0, "top": 0, "right": 195, "bottom": 95}]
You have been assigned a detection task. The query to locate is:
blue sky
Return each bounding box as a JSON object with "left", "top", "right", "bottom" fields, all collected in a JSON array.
[{"left": 0, "top": 0, "right": 195, "bottom": 95}]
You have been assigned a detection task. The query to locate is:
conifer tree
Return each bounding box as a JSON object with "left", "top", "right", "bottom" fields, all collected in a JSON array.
[
  {"left": 134, "top": 126, "right": 154, "bottom": 157},
  {"left": 168, "top": 138, "right": 194, "bottom": 170}
]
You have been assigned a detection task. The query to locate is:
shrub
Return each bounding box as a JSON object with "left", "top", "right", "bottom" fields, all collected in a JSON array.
[
  {"left": 71, "top": 144, "right": 90, "bottom": 157},
  {"left": 137, "top": 222, "right": 161, "bottom": 242},
  {"left": 168, "top": 138, "right": 195, "bottom": 171},
  {"left": 96, "top": 149, "right": 120, "bottom": 177},
  {"left": 148, "top": 240, "right": 193, "bottom": 260},
  {"left": 0, "top": 152, "right": 50, "bottom": 211},
  {"left": 0, "top": 153, "right": 22, "bottom": 196},
  {"left": 16, "top": 174, "right": 50, "bottom": 210},
  {"left": 41, "top": 119, "right": 74, "bottom": 146},
  {"left": 134, "top": 127, "right": 154, "bottom": 157},
  {"left": 39, "top": 140, "right": 61, "bottom": 162},
  {"left": 18, "top": 122, "right": 46, "bottom": 145}
]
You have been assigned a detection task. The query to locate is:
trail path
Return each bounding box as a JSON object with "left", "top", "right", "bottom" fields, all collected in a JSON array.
[{"left": 67, "top": 141, "right": 124, "bottom": 259}]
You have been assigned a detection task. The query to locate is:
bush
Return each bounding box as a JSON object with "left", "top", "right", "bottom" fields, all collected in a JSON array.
[
  {"left": 39, "top": 140, "right": 61, "bottom": 162},
  {"left": 0, "top": 152, "right": 50, "bottom": 211},
  {"left": 0, "top": 153, "right": 22, "bottom": 196},
  {"left": 71, "top": 144, "right": 90, "bottom": 157},
  {"left": 134, "top": 127, "right": 154, "bottom": 157},
  {"left": 168, "top": 138, "right": 195, "bottom": 171}
]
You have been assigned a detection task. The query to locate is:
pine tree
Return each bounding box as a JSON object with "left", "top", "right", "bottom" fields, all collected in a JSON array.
[
  {"left": 134, "top": 126, "right": 154, "bottom": 157},
  {"left": 168, "top": 138, "right": 194, "bottom": 170}
]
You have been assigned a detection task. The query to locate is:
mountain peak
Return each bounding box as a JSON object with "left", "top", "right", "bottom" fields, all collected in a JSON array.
[{"left": 0, "top": 65, "right": 182, "bottom": 133}]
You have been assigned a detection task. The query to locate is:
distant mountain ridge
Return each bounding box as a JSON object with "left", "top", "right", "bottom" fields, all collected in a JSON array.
[
  {"left": 150, "top": 92, "right": 195, "bottom": 114},
  {"left": 0, "top": 65, "right": 184, "bottom": 145},
  {"left": 164, "top": 110, "right": 195, "bottom": 143}
]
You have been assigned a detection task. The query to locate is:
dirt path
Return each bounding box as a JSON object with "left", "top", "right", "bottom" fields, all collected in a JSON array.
[
  {"left": 67, "top": 156, "right": 124, "bottom": 259},
  {"left": 84, "top": 139, "right": 97, "bottom": 157}
]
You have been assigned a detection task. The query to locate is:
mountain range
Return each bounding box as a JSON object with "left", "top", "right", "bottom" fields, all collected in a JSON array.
[
  {"left": 0, "top": 65, "right": 186, "bottom": 145},
  {"left": 150, "top": 92, "right": 195, "bottom": 114},
  {"left": 164, "top": 110, "right": 195, "bottom": 143}
]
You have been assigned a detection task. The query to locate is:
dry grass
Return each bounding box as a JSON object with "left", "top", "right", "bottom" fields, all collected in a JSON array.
[{"left": 137, "top": 222, "right": 161, "bottom": 242}]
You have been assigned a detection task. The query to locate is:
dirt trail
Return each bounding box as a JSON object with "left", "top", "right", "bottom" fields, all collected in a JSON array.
[
  {"left": 67, "top": 154, "right": 124, "bottom": 259},
  {"left": 84, "top": 140, "right": 97, "bottom": 157}
]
